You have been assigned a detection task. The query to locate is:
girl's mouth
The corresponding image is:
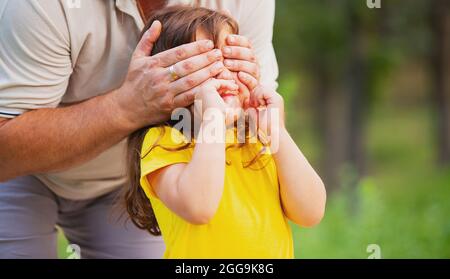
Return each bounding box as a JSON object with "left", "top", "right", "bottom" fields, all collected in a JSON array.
[
  {"left": 220, "top": 91, "right": 238, "bottom": 99},
  {"left": 221, "top": 93, "right": 236, "bottom": 98}
]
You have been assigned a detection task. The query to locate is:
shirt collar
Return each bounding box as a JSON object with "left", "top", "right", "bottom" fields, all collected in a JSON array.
[
  {"left": 115, "top": 0, "right": 195, "bottom": 30},
  {"left": 115, "top": 0, "right": 145, "bottom": 30}
]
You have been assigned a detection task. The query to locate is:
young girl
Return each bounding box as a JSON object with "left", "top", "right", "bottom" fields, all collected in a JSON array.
[{"left": 125, "top": 5, "right": 326, "bottom": 259}]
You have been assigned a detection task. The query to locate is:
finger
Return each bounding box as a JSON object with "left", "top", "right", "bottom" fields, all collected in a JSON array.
[
  {"left": 241, "top": 88, "right": 251, "bottom": 110},
  {"left": 249, "top": 88, "right": 266, "bottom": 108},
  {"left": 248, "top": 89, "right": 257, "bottom": 108},
  {"left": 258, "top": 87, "right": 273, "bottom": 106},
  {"left": 209, "top": 79, "right": 239, "bottom": 91},
  {"left": 243, "top": 97, "right": 251, "bottom": 110},
  {"left": 253, "top": 93, "right": 263, "bottom": 107},
  {"left": 217, "top": 68, "right": 233, "bottom": 80},
  {"left": 224, "top": 59, "right": 260, "bottom": 80},
  {"left": 169, "top": 61, "right": 226, "bottom": 95},
  {"left": 173, "top": 89, "right": 197, "bottom": 108},
  {"left": 238, "top": 72, "right": 258, "bottom": 92},
  {"left": 133, "top": 20, "right": 162, "bottom": 58},
  {"left": 169, "top": 49, "right": 222, "bottom": 79},
  {"left": 222, "top": 46, "right": 257, "bottom": 62},
  {"left": 258, "top": 97, "right": 266, "bottom": 107},
  {"left": 226, "top": 34, "right": 252, "bottom": 48},
  {"left": 250, "top": 95, "right": 259, "bottom": 108},
  {"left": 172, "top": 79, "right": 238, "bottom": 108},
  {"left": 153, "top": 40, "right": 214, "bottom": 67}
]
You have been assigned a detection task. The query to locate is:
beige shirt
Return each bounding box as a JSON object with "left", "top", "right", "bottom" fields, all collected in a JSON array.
[{"left": 0, "top": 0, "right": 278, "bottom": 200}]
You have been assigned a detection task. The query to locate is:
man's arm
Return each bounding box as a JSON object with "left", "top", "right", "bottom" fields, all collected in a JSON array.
[
  {"left": 235, "top": 0, "right": 279, "bottom": 90},
  {"left": 0, "top": 90, "right": 133, "bottom": 180},
  {"left": 217, "top": 0, "right": 278, "bottom": 97},
  {"left": 0, "top": 7, "right": 224, "bottom": 181}
]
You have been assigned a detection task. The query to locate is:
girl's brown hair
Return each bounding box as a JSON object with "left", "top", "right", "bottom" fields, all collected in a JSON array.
[{"left": 124, "top": 5, "right": 239, "bottom": 236}]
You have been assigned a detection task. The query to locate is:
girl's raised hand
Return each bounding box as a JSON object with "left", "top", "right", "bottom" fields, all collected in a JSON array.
[
  {"left": 248, "top": 85, "right": 285, "bottom": 138},
  {"left": 193, "top": 78, "right": 238, "bottom": 117},
  {"left": 248, "top": 85, "right": 283, "bottom": 109}
]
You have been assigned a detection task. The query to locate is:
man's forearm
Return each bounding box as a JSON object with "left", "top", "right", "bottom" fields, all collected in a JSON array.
[{"left": 0, "top": 89, "right": 136, "bottom": 181}]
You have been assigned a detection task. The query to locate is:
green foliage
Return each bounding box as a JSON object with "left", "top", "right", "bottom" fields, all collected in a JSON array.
[
  {"left": 57, "top": 228, "right": 70, "bottom": 259},
  {"left": 275, "top": 2, "right": 449, "bottom": 259},
  {"left": 293, "top": 171, "right": 450, "bottom": 258},
  {"left": 274, "top": 0, "right": 433, "bottom": 104},
  {"left": 290, "top": 103, "right": 450, "bottom": 258},
  {"left": 274, "top": 0, "right": 351, "bottom": 76}
]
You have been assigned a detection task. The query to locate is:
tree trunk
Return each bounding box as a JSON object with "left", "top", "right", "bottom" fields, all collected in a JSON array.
[
  {"left": 345, "top": 3, "right": 368, "bottom": 185},
  {"left": 314, "top": 69, "right": 348, "bottom": 192},
  {"left": 431, "top": 0, "right": 450, "bottom": 165}
]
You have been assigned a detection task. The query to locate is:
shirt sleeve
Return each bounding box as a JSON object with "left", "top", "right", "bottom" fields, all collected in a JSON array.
[
  {"left": 238, "top": 0, "right": 279, "bottom": 90},
  {"left": 0, "top": 0, "right": 72, "bottom": 118},
  {"left": 140, "top": 126, "right": 193, "bottom": 199}
]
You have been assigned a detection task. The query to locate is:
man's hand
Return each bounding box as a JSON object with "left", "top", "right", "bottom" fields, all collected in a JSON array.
[
  {"left": 222, "top": 34, "right": 260, "bottom": 93},
  {"left": 115, "top": 21, "right": 227, "bottom": 130},
  {"left": 0, "top": 20, "right": 229, "bottom": 180}
]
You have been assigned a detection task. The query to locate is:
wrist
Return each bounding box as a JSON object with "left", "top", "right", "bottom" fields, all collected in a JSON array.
[
  {"left": 280, "top": 118, "right": 286, "bottom": 131},
  {"left": 198, "top": 109, "right": 226, "bottom": 143},
  {"left": 108, "top": 87, "right": 142, "bottom": 133},
  {"left": 265, "top": 106, "right": 286, "bottom": 135},
  {"left": 270, "top": 127, "right": 289, "bottom": 157},
  {"left": 277, "top": 106, "right": 286, "bottom": 131}
]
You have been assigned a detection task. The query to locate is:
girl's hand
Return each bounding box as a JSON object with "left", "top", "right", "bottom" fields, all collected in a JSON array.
[
  {"left": 193, "top": 78, "right": 238, "bottom": 117},
  {"left": 249, "top": 85, "right": 284, "bottom": 110},
  {"left": 248, "top": 85, "right": 285, "bottom": 138}
]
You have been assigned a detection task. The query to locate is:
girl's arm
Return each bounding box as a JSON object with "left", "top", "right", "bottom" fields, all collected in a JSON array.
[
  {"left": 146, "top": 79, "right": 236, "bottom": 225},
  {"left": 273, "top": 128, "right": 326, "bottom": 227},
  {"left": 250, "top": 86, "right": 326, "bottom": 227},
  {"left": 147, "top": 120, "right": 225, "bottom": 225}
]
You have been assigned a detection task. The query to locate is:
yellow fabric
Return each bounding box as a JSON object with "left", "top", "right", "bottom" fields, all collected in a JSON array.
[{"left": 140, "top": 126, "right": 293, "bottom": 259}]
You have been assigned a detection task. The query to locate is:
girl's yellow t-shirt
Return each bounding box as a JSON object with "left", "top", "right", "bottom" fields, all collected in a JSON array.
[{"left": 139, "top": 126, "right": 293, "bottom": 259}]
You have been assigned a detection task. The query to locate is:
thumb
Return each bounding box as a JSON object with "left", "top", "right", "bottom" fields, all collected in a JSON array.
[{"left": 133, "top": 20, "right": 162, "bottom": 58}]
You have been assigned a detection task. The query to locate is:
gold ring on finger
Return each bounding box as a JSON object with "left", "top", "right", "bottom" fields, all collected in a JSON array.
[{"left": 169, "top": 65, "right": 179, "bottom": 81}]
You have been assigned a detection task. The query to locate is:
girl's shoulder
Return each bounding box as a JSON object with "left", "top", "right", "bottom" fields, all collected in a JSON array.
[{"left": 141, "top": 125, "right": 191, "bottom": 154}]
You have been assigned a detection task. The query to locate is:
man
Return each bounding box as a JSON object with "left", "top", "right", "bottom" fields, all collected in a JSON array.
[{"left": 0, "top": 0, "right": 278, "bottom": 258}]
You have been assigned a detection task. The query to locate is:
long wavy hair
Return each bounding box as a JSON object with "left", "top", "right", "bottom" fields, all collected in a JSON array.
[{"left": 124, "top": 5, "right": 268, "bottom": 236}]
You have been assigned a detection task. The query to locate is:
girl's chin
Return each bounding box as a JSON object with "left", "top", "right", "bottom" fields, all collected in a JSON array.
[
  {"left": 222, "top": 95, "right": 239, "bottom": 104},
  {"left": 223, "top": 97, "right": 242, "bottom": 109}
]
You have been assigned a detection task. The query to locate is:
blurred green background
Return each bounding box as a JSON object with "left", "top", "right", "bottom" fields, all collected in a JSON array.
[
  {"left": 274, "top": 0, "right": 450, "bottom": 258},
  {"left": 58, "top": 0, "right": 450, "bottom": 258}
]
